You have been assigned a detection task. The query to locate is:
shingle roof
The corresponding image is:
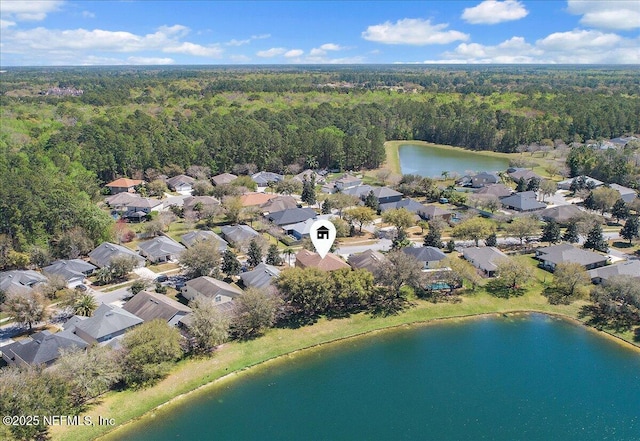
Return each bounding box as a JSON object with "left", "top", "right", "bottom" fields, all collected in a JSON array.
[
  {"left": 239, "top": 263, "right": 281, "bottom": 289},
  {"left": 166, "top": 174, "right": 195, "bottom": 189},
  {"left": 211, "top": 173, "right": 238, "bottom": 186},
  {"left": 475, "top": 184, "right": 513, "bottom": 198},
  {"left": 500, "top": 191, "right": 546, "bottom": 211},
  {"left": 251, "top": 172, "right": 284, "bottom": 185},
  {"left": 138, "top": 236, "right": 186, "bottom": 259},
  {"left": 295, "top": 250, "right": 350, "bottom": 271},
  {"left": 240, "top": 192, "right": 278, "bottom": 207},
  {"left": 462, "top": 247, "right": 508, "bottom": 273},
  {"left": 260, "top": 195, "right": 298, "bottom": 213},
  {"left": 106, "top": 178, "right": 143, "bottom": 188},
  {"left": 123, "top": 290, "right": 191, "bottom": 323},
  {"left": 372, "top": 187, "right": 403, "bottom": 199},
  {"left": 540, "top": 205, "right": 583, "bottom": 223},
  {"left": 220, "top": 224, "right": 260, "bottom": 244},
  {"left": 268, "top": 208, "right": 317, "bottom": 226},
  {"left": 402, "top": 246, "right": 447, "bottom": 263},
  {"left": 421, "top": 204, "right": 454, "bottom": 218},
  {"left": 610, "top": 184, "right": 637, "bottom": 203},
  {"left": 70, "top": 303, "right": 143, "bottom": 342},
  {"left": 181, "top": 230, "right": 228, "bottom": 251},
  {"left": 508, "top": 169, "right": 541, "bottom": 182},
  {"left": 292, "top": 170, "right": 324, "bottom": 184},
  {"left": 588, "top": 260, "right": 640, "bottom": 281},
  {"left": 88, "top": 242, "right": 145, "bottom": 268},
  {"left": 348, "top": 249, "right": 386, "bottom": 274},
  {"left": 1, "top": 329, "right": 88, "bottom": 366},
  {"left": 183, "top": 196, "right": 220, "bottom": 211},
  {"left": 342, "top": 185, "right": 374, "bottom": 198},
  {"left": 43, "top": 259, "right": 96, "bottom": 283},
  {"left": 379, "top": 198, "right": 427, "bottom": 214},
  {"left": 105, "top": 192, "right": 140, "bottom": 206},
  {"left": 536, "top": 244, "right": 608, "bottom": 267},
  {"left": 0, "top": 270, "right": 48, "bottom": 294},
  {"left": 185, "top": 276, "right": 243, "bottom": 299}
]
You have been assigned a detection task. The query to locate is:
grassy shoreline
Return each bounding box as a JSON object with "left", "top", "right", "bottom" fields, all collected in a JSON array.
[{"left": 51, "top": 291, "right": 639, "bottom": 441}]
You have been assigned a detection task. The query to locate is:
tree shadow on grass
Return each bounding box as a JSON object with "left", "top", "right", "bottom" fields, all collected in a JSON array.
[{"left": 634, "top": 327, "right": 640, "bottom": 343}]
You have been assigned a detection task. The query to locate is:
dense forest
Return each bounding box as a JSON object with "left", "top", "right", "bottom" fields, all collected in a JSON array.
[{"left": 1, "top": 66, "right": 639, "bottom": 254}]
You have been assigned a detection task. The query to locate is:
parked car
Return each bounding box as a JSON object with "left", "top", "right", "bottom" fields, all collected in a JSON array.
[
  {"left": 155, "top": 274, "right": 168, "bottom": 283},
  {"left": 75, "top": 284, "right": 88, "bottom": 292}
]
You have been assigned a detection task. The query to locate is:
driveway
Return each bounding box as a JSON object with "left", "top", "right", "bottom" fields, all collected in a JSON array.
[{"left": 133, "top": 267, "right": 159, "bottom": 280}]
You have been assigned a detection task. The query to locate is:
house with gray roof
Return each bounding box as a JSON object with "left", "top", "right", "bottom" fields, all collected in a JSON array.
[
  {"left": 138, "top": 236, "right": 186, "bottom": 263},
  {"left": 166, "top": 174, "right": 195, "bottom": 193},
  {"left": 471, "top": 172, "right": 500, "bottom": 188},
  {"left": 508, "top": 168, "right": 541, "bottom": 183},
  {"left": 65, "top": 303, "right": 143, "bottom": 344},
  {"left": 334, "top": 174, "right": 362, "bottom": 190},
  {"left": 462, "top": 247, "right": 508, "bottom": 277},
  {"left": 267, "top": 207, "right": 317, "bottom": 227},
  {"left": 181, "top": 230, "right": 228, "bottom": 252},
  {"left": 123, "top": 290, "right": 192, "bottom": 327},
  {"left": 610, "top": 184, "right": 637, "bottom": 204},
  {"left": 183, "top": 195, "right": 220, "bottom": 213},
  {"left": 260, "top": 195, "right": 298, "bottom": 214},
  {"left": 402, "top": 246, "right": 447, "bottom": 269},
  {"left": 379, "top": 199, "right": 429, "bottom": 217},
  {"left": 122, "top": 195, "right": 163, "bottom": 213},
  {"left": 43, "top": 259, "right": 96, "bottom": 288},
  {"left": 475, "top": 183, "right": 513, "bottom": 199},
  {"left": 500, "top": 191, "right": 546, "bottom": 212},
  {"left": 239, "top": 263, "right": 281, "bottom": 289},
  {"left": 348, "top": 249, "right": 386, "bottom": 276},
  {"left": 211, "top": 173, "right": 238, "bottom": 186},
  {"left": 251, "top": 171, "right": 284, "bottom": 186},
  {"left": 1, "top": 329, "right": 88, "bottom": 367},
  {"left": 557, "top": 176, "right": 603, "bottom": 191},
  {"left": 105, "top": 192, "right": 140, "bottom": 209},
  {"left": 292, "top": 170, "right": 325, "bottom": 184},
  {"left": 535, "top": 244, "right": 608, "bottom": 272},
  {"left": 587, "top": 260, "right": 640, "bottom": 284},
  {"left": 421, "top": 204, "right": 454, "bottom": 221},
  {"left": 287, "top": 214, "right": 332, "bottom": 240},
  {"left": 0, "top": 270, "right": 48, "bottom": 296},
  {"left": 182, "top": 276, "right": 243, "bottom": 305},
  {"left": 220, "top": 224, "right": 260, "bottom": 246},
  {"left": 371, "top": 187, "right": 403, "bottom": 205},
  {"left": 89, "top": 242, "right": 146, "bottom": 269},
  {"left": 342, "top": 185, "right": 374, "bottom": 199},
  {"left": 540, "top": 205, "right": 583, "bottom": 224}
]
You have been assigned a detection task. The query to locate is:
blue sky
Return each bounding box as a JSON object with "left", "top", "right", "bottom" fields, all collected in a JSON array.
[{"left": 1, "top": 1, "right": 638, "bottom": 66}]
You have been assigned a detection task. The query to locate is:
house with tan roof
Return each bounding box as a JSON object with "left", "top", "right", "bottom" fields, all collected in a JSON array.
[
  {"left": 348, "top": 249, "right": 386, "bottom": 276},
  {"left": 105, "top": 178, "right": 143, "bottom": 194},
  {"left": 260, "top": 195, "right": 298, "bottom": 214},
  {"left": 123, "top": 290, "right": 192, "bottom": 327},
  {"left": 211, "top": 173, "right": 238, "bottom": 186},
  {"left": 181, "top": 276, "right": 243, "bottom": 305},
  {"left": 294, "top": 249, "right": 350, "bottom": 271}
]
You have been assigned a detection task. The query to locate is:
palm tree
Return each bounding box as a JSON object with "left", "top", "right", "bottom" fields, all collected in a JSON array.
[
  {"left": 74, "top": 293, "right": 98, "bottom": 317},
  {"left": 441, "top": 171, "right": 449, "bottom": 181},
  {"left": 284, "top": 247, "right": 294, "bottom": 267}
]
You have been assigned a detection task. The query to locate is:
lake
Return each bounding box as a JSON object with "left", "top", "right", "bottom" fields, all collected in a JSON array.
[
  {"left": 115, "top": 314, "right": 640, "bottom": 441},
  {"left": 398, "top": 143, "right": 511, "bottom": 177}
]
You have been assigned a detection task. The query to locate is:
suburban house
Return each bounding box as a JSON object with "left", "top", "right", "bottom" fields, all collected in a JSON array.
[
  {"left": 292, "top": 170, "right": 325, "bottom": 184},
  {"left": 462, "top": 247, "right": 508, "bottom": 277},
  {"left": 260, "top": 195, "right": 299, "bottom": 214},
  {"left": 251, "top": 171, "right": 284, "bottom": 186},
  {"left": 42, "top": 259, "right": 97, "bottom": 288},
  {"left": 0, "top": 270, "right": 48, "bottom": 296},
  {"left": 183, "top": 196, "right": 220, "bottom": 213},
  {"left": 268, "top": 207, "right": 317, "bottom": 227},
  {"left": 181, "top": 276, "right": 243, "bottom": 305},
  {"left": 123, "top": 290, "right": 192, "bottom": 327},
  {"left": 471, "top": 172, "right": 500, "bottom": 188},
  {"left": 342, "top": 185, "right": 374, "bottom": 199},
  {"left": 211, "top": 173, "right": 238, "bottom": 186},
  {"left": 105, "top": 178, "right": 143, "bottom": 194},
  {"left": 181, "top": 230, "right": 228, "bottom": 252},
  {"left": 287, "top": 214, "right": 333, "bottom": 240},
  {"left": 421, "top": 204, "right": 454, "bottom": 221},
  {"left": 587, "top": 260, "right": 640, "bottom": 284},
  {"left": 475, "top": 183, "right": 513, "bottom": 199},
  {"left": 610, "top": 184, "right": 637, "bottom": 203},
  {"left": 220, "top": 224, "right": 260, "bottom": 246},
  {"left": 295, "top": 250, "right": 350, "bottom": 271},
  {"left": 508, "top": 168, "right": 541, "bottom": 183},
  {"left": 166, "top": 174, "right": 195, "bottom": 193},
  {"left": 540, "top": 205, "right": 583, "bottom": 224},
  {"left": 402, "top": 246, "right": 447, "bottom": 269},
  {"left": 557, "top": 176, "right": 603, "bottom": 190},
  {"left": 162, "top": 194, "right": 189, "bottom": 209},
  {"left": 239, "top": 263, "right": 281, "bottom": 289},
  {"left": 334, "top": 174, "right": 362, "bottom": 191},
  {"left": 119, "top": 195, "right": 163, "bottom": 214},
  {"left": 64, "top": 303, "right": 143, "bottom": 344},
  {"left": 1, "top": 329, "right": 88, "bottom": 367},
  {"left": 370, "top": 187, "right": 403, "bottom": 205},
  {"left": 348, "top": 249, "right": 386, "bottom": 276},
  {"left": 105, "top": 192, "right": 140, "bottom": 210},
  {"left": 240, "top": 192, "right": 278, "bottom": 207},
  {"left": 535, "top": 244, "right": 608, "bottom": 272},
  {"left": 138, "top": 236, "right": 186, "bottom": 263},
  {"left": 380, "top": 198, "right": 429, "bottom": 217},
  {"left": 89, "top": 242, "right": 146, "bottom": 268},
  {"left": 500, "top": 191, "right": 546, "bottom": 212}
]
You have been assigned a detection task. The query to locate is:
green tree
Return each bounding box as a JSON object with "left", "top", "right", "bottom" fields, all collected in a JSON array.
[
  {"left": 277, "top": 267, "right": 334, "bottom": 323},
  {"left": 442, "top": 256, "right": 481, "bottom": 291},
  {"left": 452, "top": 217, "right": 494, "bottom": 247},
  {"left": 382, "top": 208, "right": 414, "bottom": 235},
  {"left": 484, "top": 232, "right": 498, "bottom": 247},
  {"left": 2, "top": 291, "right": 47, "bottom": 333},
  {"left": 329, "top": 193, "right": 360, "bottom": 218},
  {"left": 583, "top": 224, "right": 608, "bottom": 252},
  {"left": 301, "top": 174, "right": 317, "bottom": 206},
  {"left": 620, "top": 216, "right": 640, "bottom": 244},
  {"left": 187, "top": 297, "right": 230, "bottom": 353},
  {"left": 330, "top": 268, "right": 375, "bottom": 314},
  {"left": 486, "top": 258, "right": 529, "bottom": 298},
  {"left": 562, "top": 220, "right": 580, "bottom": 243},
  {"left": 222, "top": 196, "right": 243, "bottom": 224},
  {"left": 364, "top": 190, "right": 380, "bottom": 212},
  {"left": 146, "top": 179, "right": 168, "bottom": 197},
  {"left": 321, "top": 198, "right": 333, "bottom": 214},
  {"left": 581, "top": 275, "right": 640, "bottom": 331},
  {"left": 222, "top": 249, "right": 241, "bottom": 277},
  {"left": 109, "top": 255, "right": 138, "bottom": 281},
  {"left": 179, "top": 239, "right": 221, "bottom": 277},
  {"left": 591, "top": 186, "right": 620, "bottom": 214},
  {"left": 526, "top": 177, "right": 540, "bottom": 192},
  {"left": 54, "top": 227, "right": 94, "bottom": 259},
  {"left": 611, "top": 199, "right": 630, "bottom": 223},
  {"left": 230, "top": 287, "right": 279, "bottom": 339},
  {"left": 344, "top": 206, "right": 375, "bottom": 234},
  {"left": 541, "top": 220, "right": 561, "bottom": 245},
  {"left": 247, "top": 239, "right": 264, "bottom": 268},
  {"left": 128, "top": 278, "right": 151, "bottom": 297},
  {"left": 423, "top": 220, "right": 443, "bottom": 248},
  {"left": 274, "top": 179, "right": 302, "bottom": 196},
  {"left": 516, "top": 177, "right": 527, "bottom": 192},
  {"left": 265, "top": 243, "right": 283, "bottom": 266},
  {"left": 121, "top": 319, "right": 183, "bottom": 387},
  {"left": 505, "top": 216, "right": 541, "bottom": 245},
  {"left": 542, "top": 262, "right": 591, "bottom": 305},
  {"left": 539, "top": 179, "right": 557, "bottom": 202},
  {"left": 73, "top": 293, "right": 98, "bottom": 317},
  {"left": 373, "top": 251, "right": 423, "bottom": 315}
]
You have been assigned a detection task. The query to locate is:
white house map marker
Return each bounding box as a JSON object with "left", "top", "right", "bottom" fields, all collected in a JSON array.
[{"left": 310, "top": 219, "right": 336, "bottom": 259}]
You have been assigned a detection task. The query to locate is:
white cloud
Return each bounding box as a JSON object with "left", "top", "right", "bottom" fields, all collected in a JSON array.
[
  {"left": 81, "top": 11, "right": 95, "bottom": 19},
  {"left": 0, "top": 0, "right": 64, "bottom": 21},
  {"left": 567, "top": 1, "right": 640, "bottom": 30},
  {"left": 433, "top": 30, "right": 639, "bottom": 64},
  {"left": 319, "top": 43, "right": 343, "bottom": 51},
  {"left": 164, "top": 41, "right": 223, "bottom": 57},
  {"left": 309, "top": 47, "right": 326, "bottom": 56},
  {"left": 461, "top": 0, "right": 528, "bottom": 24},
  {"left": 362, "top": 18, "right": 468, "bottom": 45},
  {"left": 127, "top": 56, "right": 174, "bottom": 65},
  {"left": 284, "top": 49, "right": 304, "bottom": 57},
  {"left": 256, "top": 47, "right": 286, "bottom": 57},
  {"left": 1, "top": 19, "right": 16, "bottom": 28},
  {"left": 226, "top": 33, "right": 270, "bottom": 46}
]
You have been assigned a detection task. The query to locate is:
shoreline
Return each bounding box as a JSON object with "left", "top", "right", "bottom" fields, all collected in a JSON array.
[{"left": 91, "top": 309, "right": 639, "bottom": 441}]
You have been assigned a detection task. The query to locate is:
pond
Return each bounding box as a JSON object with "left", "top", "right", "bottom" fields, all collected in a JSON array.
[
  {"left": 115, "top": 314, "right": 640, "bottom": 441},
  {"left": 398, "top": 143, "right": 511, "bottom": 177}
]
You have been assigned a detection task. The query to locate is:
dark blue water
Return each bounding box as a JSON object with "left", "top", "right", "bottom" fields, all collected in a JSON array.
[
  {"left": 399, "top": 144, "right": 510, "bottom": 177},
  {"left": 117, "top": 314, "right": 640, "bottom": 441}
]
